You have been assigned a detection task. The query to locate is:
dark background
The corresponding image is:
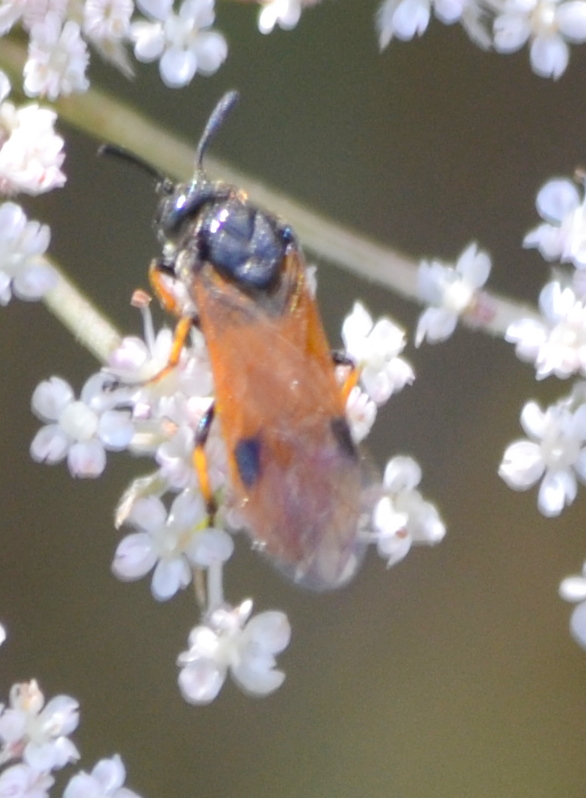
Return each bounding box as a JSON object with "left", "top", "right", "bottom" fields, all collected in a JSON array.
[{"left": 2, "top": 3, "right": 586, "bottom": 796}]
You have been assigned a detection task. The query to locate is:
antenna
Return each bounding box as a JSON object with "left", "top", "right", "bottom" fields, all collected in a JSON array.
[
  {"left": 98, "top": 144, "right": 170, "bottom": 187},
  {"left": 195, "top": 90, "right": 240, "bottom": 171}
]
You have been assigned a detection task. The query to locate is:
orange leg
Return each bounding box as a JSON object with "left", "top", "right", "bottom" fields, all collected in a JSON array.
[
  {"left": 332, "top": 351, "right": 361, "bottom": 404},
  {"left": 193, "top": 405, "right": 217, "bottom": 518},
  {"left": 146, "top": 259, "right": 198, "bottom": 383},
  {"left": 340, "top": 365, "right": 360, "bottom": 405},
  {"left": 148, "top": 314, "right": 193, "bottom": 384},
  {"left": 149, "top": 259, "right": 184, "bottom": 317}
]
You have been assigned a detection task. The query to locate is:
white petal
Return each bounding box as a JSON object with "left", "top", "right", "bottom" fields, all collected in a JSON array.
[
  {"left": 67, "top": 440, "right": 106, "bottom": 478},
  {"left": 31, "top": 377, "right": 73, "bottom": 421},
  {"left": 41, "top": 695, "right": 79, "bottom": 735},
  {"left": 537, "top": 468, "right": 577, "bottom": 516},
  {"left": 131, "top": 22, "right": 164, "bottom": 61},
  {"left": 136, "top": 0, "right": 172, "bottom": 20},
  {"left": 557, "top": 1, "right": 586, "bottom": 40},
  {"left": 151, "top": 557, "right": 191, "bottom": 600},
  {"left": 377, "top": 0, "right": 398, "bottom": 47},
  {"left": 231, "top": 662, "right": 285, "bottom": 696},
  {"left": 392, "top": 0, "right": 430, "bottom": 38},
  {"left": 63, "top": 771, "right": 96, "bottom": 798},
  {"left": 127, "top": 496, "right": 167, "bottom": 532},
  {"left": 523, "top": 223, "right": 565, "bottom": 260},
  {"left": 434, "top": 0, "right": 464, "bottom": 23},
  {"left": 186, "top": 528, "right": 234, "bottom": 566},
  {"left": 377, "top": 531, "right": 412, "bottom": 567},
  {"left": 30, "top": 425, "right": 70, "bottom": 464},
  {"left": 168, "top": 489, "right": 205, "bottom": 528},
  {"left": 98, "top": 410, "right": 133, "bottom": 449},
  {"left": 112, "top": 533, "right": 157, "bottom": 580},
  {"left": 342, "top": 302, "right": 373, "bottom": 353},
  {"left": 92, "top": 755, "right": 125, "bottom": 793},
  {"left": 244, "top": 611, "right": 291, "bottom": 654},
  {"left": 159, "top": 47, "right": 196, "bottom": 87},
  {"left": 193, "top": 31, "right": 228, "bottom": 74},
  {"left": 493, "top": 12, "right": 530, "bottom": 51},
  {"left": 536, "top": 178, "right": 580, "bottom": 223},
  {"left": 530, "top": 34, "right": 569, "bottom": 79},
  {"left": 498, "top": 440, "right": 544, "bottom": 488},
  {"left": 519, "top": 400, "right": 547, "bottom": 438},
  {"left": 373, "top": 496, "right": 408, "bottom": 538},
  {"left": 559, "top": 574, "right": 586, "bottom": 601},
  {"left": 456, "top": 242, "right": 491, "bottom": 288},
  {"left": 415, "top": 307, "right": 458, "bottom": 345},
  {"left": 178, "top": 660, "right": 225, "bottom": 704},
  {"left": 383, "top": 455, "right": 421, "bottom": 490},
  {"left": 12, "top": 263, "right": 57, "bottom": 301}
]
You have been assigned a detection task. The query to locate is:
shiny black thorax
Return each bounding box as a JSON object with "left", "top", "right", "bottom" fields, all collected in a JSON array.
[{"left": 155, "top": 174, "right": 296, "bottom": 292}]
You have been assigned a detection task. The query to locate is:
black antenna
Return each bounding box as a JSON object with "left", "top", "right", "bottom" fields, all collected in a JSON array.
[
  {"left": 98, "top": 143, "right": 169, "bottom": 185},
  {"left": 195, "top": 90, "right": 239, "bottom": 171}
]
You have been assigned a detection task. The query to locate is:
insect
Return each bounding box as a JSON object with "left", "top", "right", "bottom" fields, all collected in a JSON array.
[{"left": 102, "top": 91, "right": 373, "bottom": 590}]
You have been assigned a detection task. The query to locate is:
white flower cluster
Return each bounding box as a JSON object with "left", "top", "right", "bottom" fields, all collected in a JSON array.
[
  {"left": 498, "top": 172, "right": 586, "bottom": 649},
  {"left": 501, "top": 175, "right": 586, "bottom": 518},
  {"left": 0, "top": 0, "right": 327, "bottom": 94},
  {"left": 0, "top": 679, "right": 140, "bottom": 798},
  {"left": 0, "top": 71, "right": 61, "bottom": 304},
  {"left": 377, "top": 0, "right": 586, "bottom": 79},
  {"left": 0, "top": 0, "right": 228, "bottom": 94},
  {"left": 26, "top": 290, "right": 444, "bottom": 702}
]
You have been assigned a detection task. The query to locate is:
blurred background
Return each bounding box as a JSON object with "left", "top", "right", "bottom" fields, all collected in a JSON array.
[{"left": 2, "top": 3, "right": 586, "bottom": 796}]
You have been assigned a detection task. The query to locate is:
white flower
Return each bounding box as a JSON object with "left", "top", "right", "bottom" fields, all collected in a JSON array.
[
  {"left": 342, "top": 301, "right": 414, "bottom": 405},
  {"left": 499, "top": 399, "right": 586, "bottom": 516},
  {"left": 377, "top": 0, "right": 474, "bottom": 45},
  {"left": 415, "top": 242, "right": 492, "bottom": 346},
  {"left": 0, "top": 764, "right": 54, "bottom": 798},
  {"left": 0, "top": 681, "right": 79, "bottom": 771},
  {"left": 112, "top": 491, "right": 233, "bottom": 600},
  {"left": 130, "top": 0, "right": 227, "bottom": 88},
  {"left": 258, "top": 0, "right": 301, "bottom": 33},
  {"left": 24, "top": 13, "right": 90, "bottom": 100},
  {"left": 30, "top": 374, "right": 134, "bottom": 477},
  {"left": 0, "top": 75, "right": 65, "bottom": 195},
  {"left": 524, "top": 177, "right": 586, "bottom": 267},
  {"left": 177, "top": 600, "right": 291, "bottom": 704},
  {"left": 492, "top": 0, "right": 586, "bottom": 79},
  {"left": 0, "top": 203, "right": 56, "bottom": 303},
  {"left": 63, "top": 755, "right": 141, "bottom": 798},
  {"left": 372, "top": 456, "right": 446, "bottom": 567},
  {"left": 506, "top": 280, "right": 586, "bottom": 379},
  {"left": 83, "top": 0, "right": 135, "bottom": 75}
]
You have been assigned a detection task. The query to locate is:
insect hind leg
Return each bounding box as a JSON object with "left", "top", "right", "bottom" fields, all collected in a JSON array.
[{"left": 193, "top": 403, "right": 217, "bottom": 520}]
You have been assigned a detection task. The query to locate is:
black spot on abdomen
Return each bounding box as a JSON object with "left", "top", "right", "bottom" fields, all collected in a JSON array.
[
  {"left": 330, "top": 416, "right": 358, "bottom": 461},
  {"left": 234, "top": 436, "right": 262, "bottom": 487}
]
